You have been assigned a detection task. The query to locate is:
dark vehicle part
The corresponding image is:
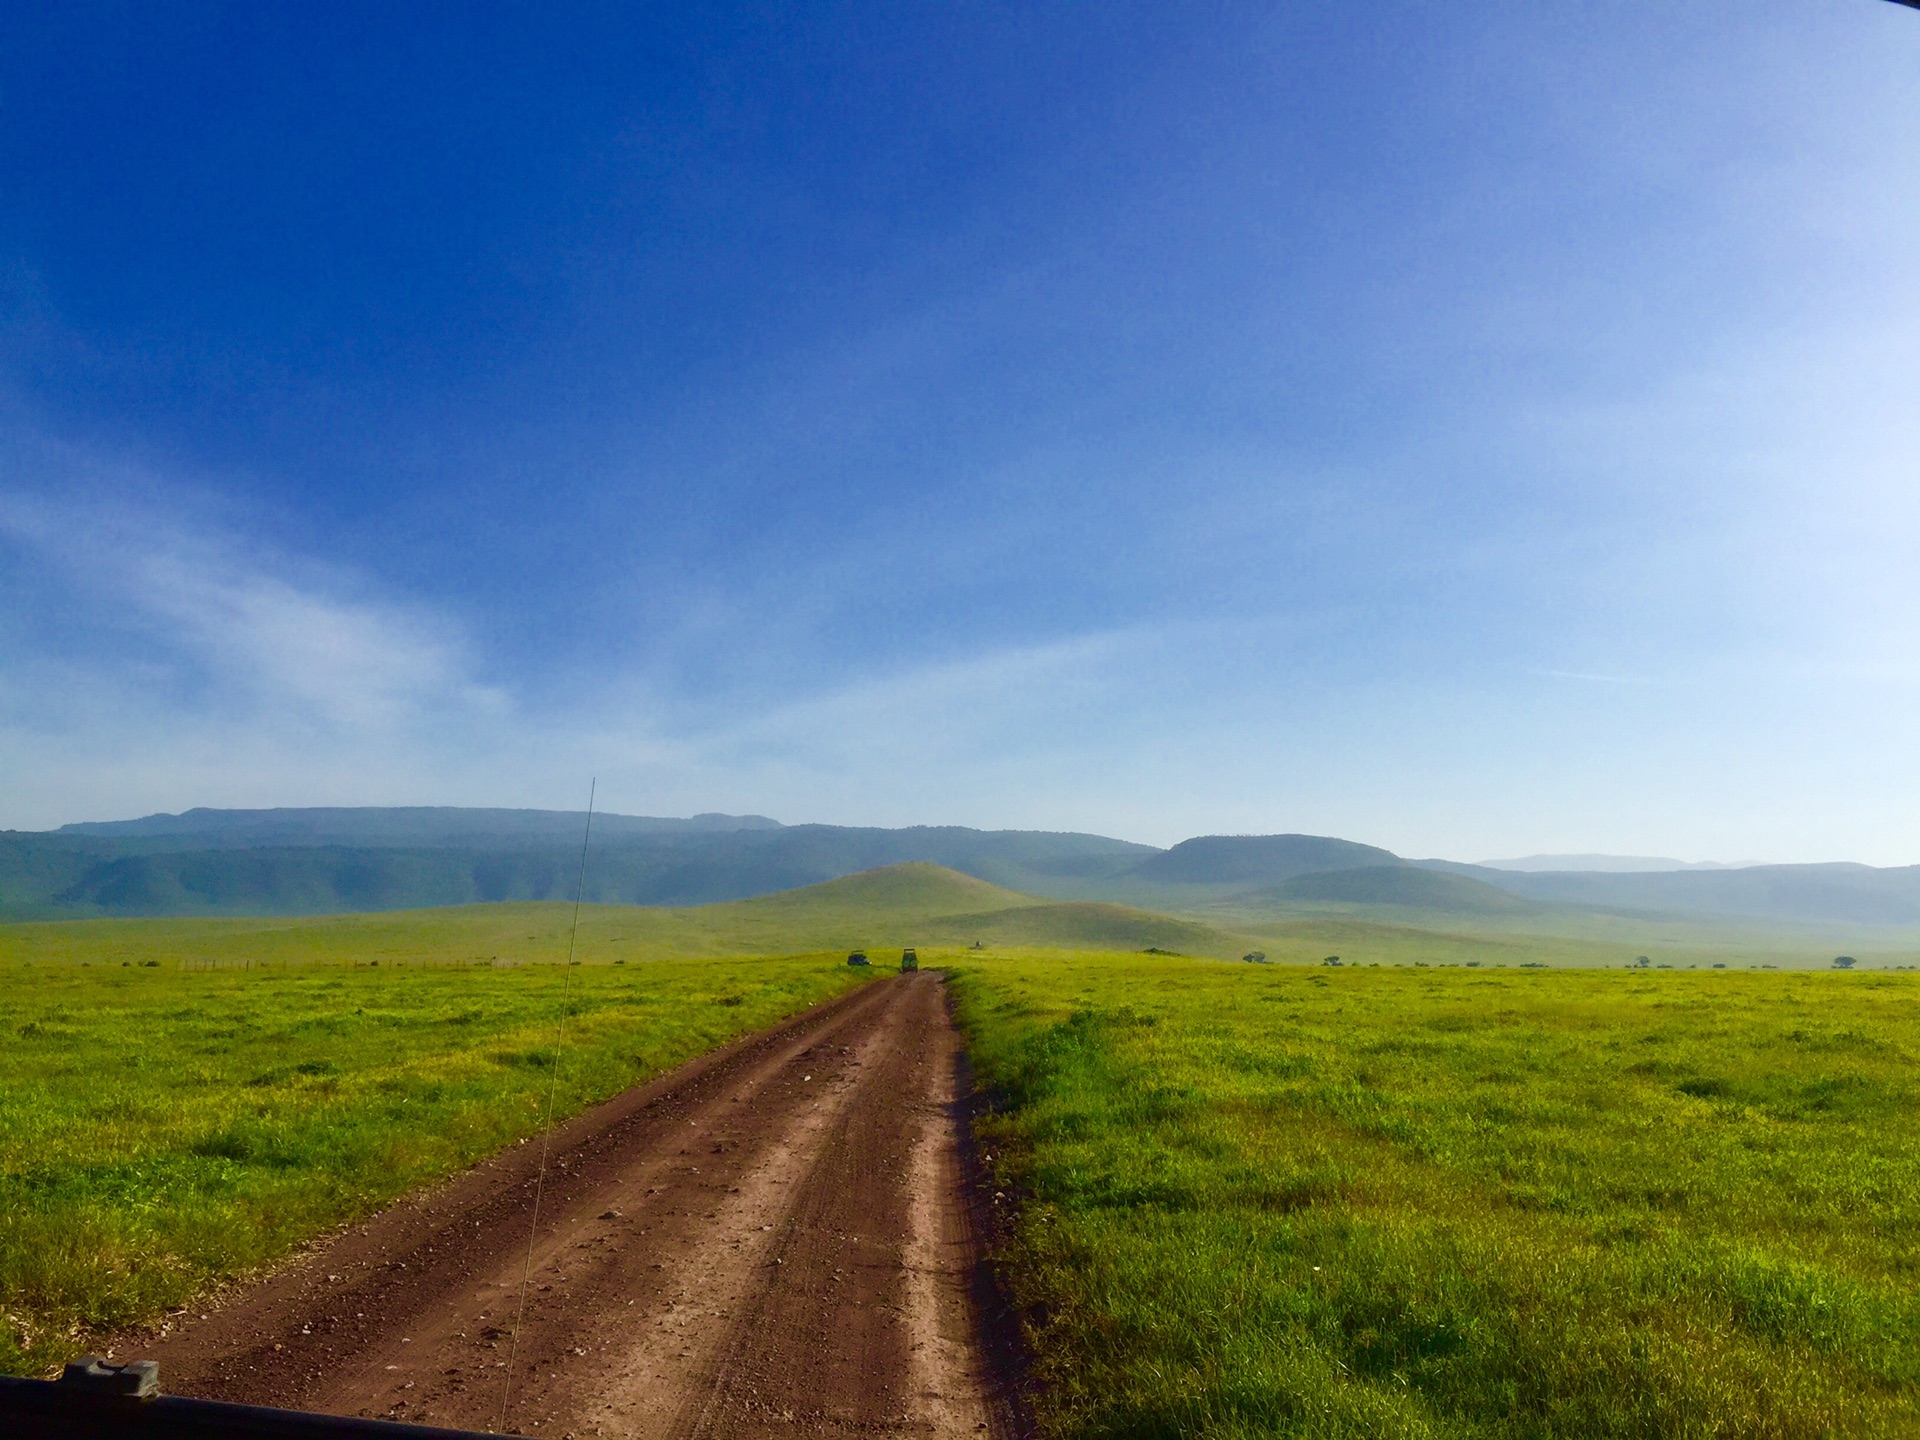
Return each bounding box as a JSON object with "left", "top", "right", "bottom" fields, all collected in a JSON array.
[
  {"left": 0, "top": 1359, "right": 524, "bottom": 1440},
  {"left": 847, "top": 950, "right": 869, "bottom": 965}
]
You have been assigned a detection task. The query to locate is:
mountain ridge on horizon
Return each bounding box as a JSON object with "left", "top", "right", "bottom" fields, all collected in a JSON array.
[
  {"left": 1476, "top": 853, "right": 1763, "bottom": 874},
  {"left": 53, "top": 805, "right": 788, "bottom": 845},
  {"left": 4, "top": 806, "right": 1918, "bottom": 930}
]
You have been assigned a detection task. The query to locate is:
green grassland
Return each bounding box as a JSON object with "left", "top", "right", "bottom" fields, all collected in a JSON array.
[
  {"left": 949, "top": 952, "right": 1920, "bottom": 1439},
  {"left": 9, "top": 862, "right": 1919, "bottom": 1439},
  {"left": 0, "top": 865, "right": 1238, "bottom": 1378}
]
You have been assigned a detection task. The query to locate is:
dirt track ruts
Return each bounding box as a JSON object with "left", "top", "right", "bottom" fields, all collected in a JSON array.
[{"left": 131, "top": 973, "right": 1013, "bottom": 1439}]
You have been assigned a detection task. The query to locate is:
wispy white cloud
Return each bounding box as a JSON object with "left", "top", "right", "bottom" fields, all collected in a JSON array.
[
  {"left": 1, "top": 486, "right": 504, "bottom": 731},
  {"left": 0, "top": 447, "right": 537, "bottom": 825},
  {"left": 0, "top": 449, "right": 1170, "bottom": 830}
]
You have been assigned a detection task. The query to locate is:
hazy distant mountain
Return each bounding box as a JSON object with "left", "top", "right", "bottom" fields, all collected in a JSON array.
[
  {"left": 2, "top": 813, "right": 1154, "bottom": 918},
  {"left": 5, "top": 810, "right": 1917, "bottom": 930},
  {"left": 1477, "top": 853, "right": 1755, "bottom": 873},
  {"left": 1456, "top": 862, "right": 1920, "bottom": 926},
  {"left": 1148, "top": 842, "right": 1920, "bottom": 928},
  {"left": 56, "top": 806, "right": 784, "bottom": 848}
]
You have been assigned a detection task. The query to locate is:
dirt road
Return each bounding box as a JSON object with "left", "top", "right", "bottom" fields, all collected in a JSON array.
[{"left": 133, "top": 973, "right": 1015, "bottom": 1439}]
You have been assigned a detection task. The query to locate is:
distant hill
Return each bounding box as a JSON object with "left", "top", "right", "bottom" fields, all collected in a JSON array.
[
  {"left": 1477, "top": 853, "right": 1752, "bottom": 873},
  {"left": 1132, "top": 834, "right": 1401, "bottom": 885},
  {"left": 1252, "top": 865, "right": 1533, "bottom": 915},
  {"left": 1456, "top": 862, "right": 1920, "bottom": 927},
  {"left": 948, "top": 901, "right": 1242, "bottom": 955}
]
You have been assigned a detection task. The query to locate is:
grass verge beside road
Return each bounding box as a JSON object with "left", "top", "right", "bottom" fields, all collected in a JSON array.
[
  {"left": 0, "top": 944, "right": 866, "bottom": 1375},
  {"left": 949, "top": 952, "right": 1920, "bottom": 1439}
]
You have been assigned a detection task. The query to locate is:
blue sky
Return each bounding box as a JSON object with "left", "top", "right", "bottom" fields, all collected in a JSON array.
[{"left": 2, "top": 2, "right": 1917, "bottom": 860}]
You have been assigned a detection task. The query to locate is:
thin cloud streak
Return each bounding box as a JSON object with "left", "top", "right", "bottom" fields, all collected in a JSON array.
[
  {"left": 1530, "top": 670, "right": 1656, "bottom": 687},
  {"left": 1, "top": 473, "right": 507, "bottom": 733}
]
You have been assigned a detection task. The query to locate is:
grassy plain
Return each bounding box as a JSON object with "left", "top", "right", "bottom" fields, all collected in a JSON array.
[
  {"left": 0, "top": 862, "right": 1256, "bottom": 968},
  {"left": 9, "top": 863, "right": 1919, "bottom": 1436},
  {"left": 949, "top": 952, "right": 1920, "bottom": 1439},
  {"left": 0, "top": 938, "right": 869, "bottom": 1376},
  {"left": 1203, "top": 899, "right": 1920, "bottom": 972}
]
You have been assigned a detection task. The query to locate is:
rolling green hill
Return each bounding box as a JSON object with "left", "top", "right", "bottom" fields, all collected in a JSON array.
[{"left": 1252, "top": 864, "right": 1535, "bottom": 914}]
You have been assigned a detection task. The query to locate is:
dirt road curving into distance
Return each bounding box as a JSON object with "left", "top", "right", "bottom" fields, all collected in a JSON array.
[{"left": 133, "top": 973, "right": 1018, "bottom": 1439}]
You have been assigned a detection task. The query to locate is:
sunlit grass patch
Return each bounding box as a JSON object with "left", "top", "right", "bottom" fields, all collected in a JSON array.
[
  {"left": 0, "top": 944, "right": 866, "bottom": 1374},
  {"left": 951, "top": 953, "right": 1920, "bottom": 1439}
]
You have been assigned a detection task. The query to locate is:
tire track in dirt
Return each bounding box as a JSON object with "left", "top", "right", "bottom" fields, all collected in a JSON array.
[
  {"left": 670, "top": 973, "right": 987, "bottom": 1440},
  {"left": 130, "top": 973, "right": 1008, "bottom": 1440}
]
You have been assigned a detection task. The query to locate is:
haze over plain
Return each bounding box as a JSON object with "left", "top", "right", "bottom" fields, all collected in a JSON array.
[{"left": 2, "top": 3, "right": 1916, "bottom": 862}]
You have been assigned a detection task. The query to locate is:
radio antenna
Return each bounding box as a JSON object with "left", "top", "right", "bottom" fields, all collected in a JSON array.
[{"left": 498, "top": 779, "right": 596, "bottom": 1433}]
